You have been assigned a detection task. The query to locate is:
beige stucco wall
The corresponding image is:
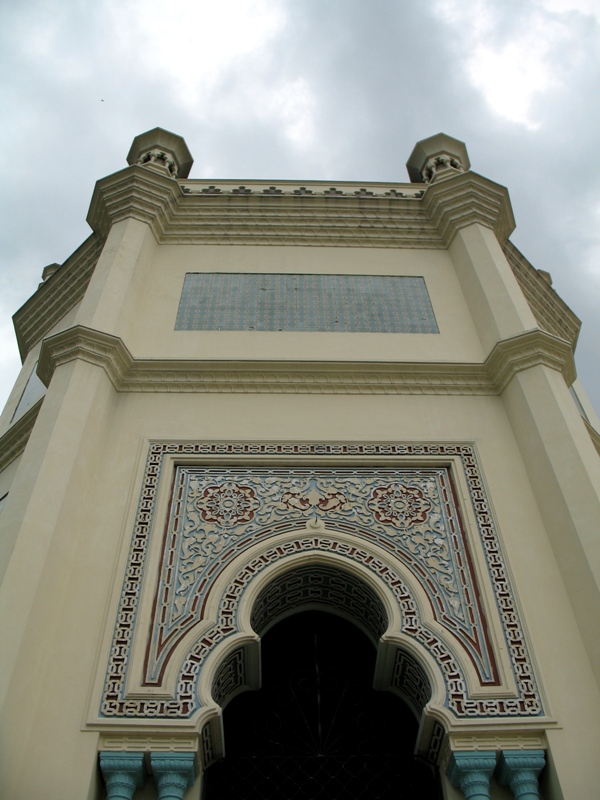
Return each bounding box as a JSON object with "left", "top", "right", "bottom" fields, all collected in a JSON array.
[
  {"left": 0, "top": 300, "right": 81, "bottom": 438},
  {"left": 1, "top": 375, "right": 600, "bottom": 798},
  {"left": 1, "top": 168, "right": 599, "bottom": 798},
  {"left": 117, "top": 242, "right": 485, "bottom": 364}
]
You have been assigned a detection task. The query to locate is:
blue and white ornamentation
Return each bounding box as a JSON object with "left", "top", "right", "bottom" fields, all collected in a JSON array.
[
  {"left": 99, "top": 441, "right": 543, "bottom": 722},
  {"left": 145, "top": 467, "right": 496, "bottom": 686}
]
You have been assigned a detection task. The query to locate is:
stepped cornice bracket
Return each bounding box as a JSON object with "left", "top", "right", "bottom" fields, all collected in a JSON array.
[
  {"left": 422, "top": 171, "right": 516, "bottom": 245},
  {"left": 37, "top": 326, "right": 575, "bottom": 398},
  {"left": 37, "top": 326, "right": 133, "bottom": 388},
  {"left": 86, "top": 165, "right": 182, "bottom": 239},
  {"left": 486, "top": 330, "right": 576, "bottom": 393}
]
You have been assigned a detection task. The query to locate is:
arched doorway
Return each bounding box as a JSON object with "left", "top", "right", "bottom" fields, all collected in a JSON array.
[{"left": 204, "top": 610, "right": 441, "bottom": 799}]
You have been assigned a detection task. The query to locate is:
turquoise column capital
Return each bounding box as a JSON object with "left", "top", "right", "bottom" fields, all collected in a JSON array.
[
  {"left": 497, "top": 750, "right": 546, "bottom": 800},
  {"left": 99, "top": 751, "right": 145, "bottom": 800},
  {"left": 150, "top": 752, "right": 197, "bottom": 800},
  {"left": 447, "top": 751, "right": 497, "bottom": 800}
]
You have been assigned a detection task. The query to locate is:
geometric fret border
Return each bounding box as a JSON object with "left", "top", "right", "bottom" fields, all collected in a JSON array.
[{"left": 99, "top": 441, "right": 543, "bottom": 721}]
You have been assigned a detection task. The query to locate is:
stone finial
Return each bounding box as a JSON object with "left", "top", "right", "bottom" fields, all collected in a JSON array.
[
  {"left": 127, "top": 127, "right": 193, "bottom": 179},
  {"left": 406, "top": 133, "right": 470, "bottom": 184},
  {"left": 42, "top": 263, "right": 61, "bottom": 281}
]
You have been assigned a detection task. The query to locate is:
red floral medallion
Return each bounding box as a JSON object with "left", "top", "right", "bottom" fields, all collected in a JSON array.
[
  {"left": 367, "top": 483, "right": 432, "bottom": 528},
  {"left": 196, "top": 482, "right": 260, "bottom": 527}
]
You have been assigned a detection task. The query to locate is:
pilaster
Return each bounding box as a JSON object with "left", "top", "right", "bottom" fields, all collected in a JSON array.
[
  {"left": 0, "top": 358, "right": 116, "bottom": 710},
  {"left": 501, "top": 363, "right": 600, "bottom": 687},
  {"left": 449, "top": 222, "right": 539, "bottom": 353},
  {"left": 74, "top": 215, "right": 156, "bottom": 338}
]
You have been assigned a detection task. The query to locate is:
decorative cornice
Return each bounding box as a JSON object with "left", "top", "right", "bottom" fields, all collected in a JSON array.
[
  {"left": 13, "top": 234, "right": 104, "bottom": 360},
  {"left": 0, "top": 399, "right": 43, "bottom": 472},
  {"left": 502, "top": 241, "right": 580, "bottom": 350},
  {"left": 422, "top": 171, "right": 516, "bottom": 245},
  {"left": 84, "top": 170, "right": 448, "bottom": 249},
  {"left": 37, "top": 326, "right": 575, "bottom": 397},
  {"left": 85, "top": 168, "right": 517, "bottom": 251},
  {"left": 161, "top": 193, "right": 441, "bottom": 249}
]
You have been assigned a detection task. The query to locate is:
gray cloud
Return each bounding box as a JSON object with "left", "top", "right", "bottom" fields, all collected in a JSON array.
[{"left": 1, "top": 0, "right": 598, "bottom": 412}]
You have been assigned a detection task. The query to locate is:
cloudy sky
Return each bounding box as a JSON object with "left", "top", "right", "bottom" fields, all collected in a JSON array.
[{"left": 1, "top": 0, "right": 598, "bottom": 413}]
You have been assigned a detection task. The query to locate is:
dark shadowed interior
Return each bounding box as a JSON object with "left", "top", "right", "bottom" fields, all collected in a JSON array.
[{"left": 204, "top": 610, "right": 441, "bottom": 799}]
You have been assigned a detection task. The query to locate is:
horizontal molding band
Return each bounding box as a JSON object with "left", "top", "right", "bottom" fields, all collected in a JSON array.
[
  {"left": 37, "top": 326, "right": 575, "bottom": 397},
  {"left": 86, "top": 167, "right": 513, "bottom": 249}
]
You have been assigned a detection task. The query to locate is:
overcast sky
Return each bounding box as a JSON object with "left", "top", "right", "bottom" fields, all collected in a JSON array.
[{"left": 1, "top": 0, "right": 598, "bottom": 414}]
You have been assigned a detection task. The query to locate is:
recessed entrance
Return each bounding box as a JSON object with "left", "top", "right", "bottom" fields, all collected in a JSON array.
[{"left": 204, "top": 610, "right": 441, "bottom": 799}]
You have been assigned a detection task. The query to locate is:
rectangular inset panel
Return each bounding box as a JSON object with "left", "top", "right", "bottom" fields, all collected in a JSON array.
[
  {"left": 99, "top": 442, "right": 543, "bottom": 722},
  {"left": 175, "top": 273, "right": 439, "bottom": 333}
]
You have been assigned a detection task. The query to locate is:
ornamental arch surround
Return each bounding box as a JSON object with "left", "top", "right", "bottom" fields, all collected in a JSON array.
[
  {"left": 94, "top": 442, "right": 546, "bottom": 771},
  {"left": 191, "top": 542, "right": 449, "bottom": 765}
]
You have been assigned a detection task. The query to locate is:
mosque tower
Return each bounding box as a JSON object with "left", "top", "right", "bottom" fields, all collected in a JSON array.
[{"left": 0, "top": 129, "right": 599, "bottom": 799}]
